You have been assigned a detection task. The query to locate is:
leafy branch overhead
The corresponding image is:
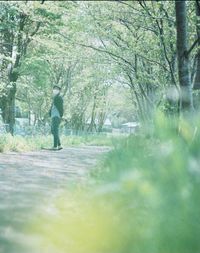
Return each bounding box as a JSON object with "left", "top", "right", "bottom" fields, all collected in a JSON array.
[{"left": 0, "top": 1, "right": 200, "bottom": 134}]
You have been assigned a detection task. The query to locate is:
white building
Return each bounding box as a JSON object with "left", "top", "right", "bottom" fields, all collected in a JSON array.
[{"left": 121, "top": 122, "right": 140, "bottom": 134}]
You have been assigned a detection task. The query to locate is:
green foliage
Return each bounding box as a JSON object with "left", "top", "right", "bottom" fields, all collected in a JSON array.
[
  {"left": 1, "top": 1, "right": 199, "bottom": 129},
  {"left": 25, "top": 112, "right": 200, "bottom": 253}
]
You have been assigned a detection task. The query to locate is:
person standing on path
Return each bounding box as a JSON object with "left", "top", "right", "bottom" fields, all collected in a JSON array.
[{"left": 49, "top": 85, "right": 64, "bottom": 150}]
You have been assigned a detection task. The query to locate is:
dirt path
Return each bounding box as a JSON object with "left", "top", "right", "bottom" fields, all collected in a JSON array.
[{"left": 0, "top": 146, "right": 109, "bottom": 253}]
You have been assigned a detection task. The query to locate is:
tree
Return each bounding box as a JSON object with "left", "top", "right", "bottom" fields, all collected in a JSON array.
[
  {"left": 0, "top": 1, "right": 65, "bottom": 134},
  {"left": 2, "top": 0, "right": 200, "bottom": 134},
  {"left": 0, "top": 2, "right": 41, "bottom": 134},
  {"left": 175, "top": 0, "right": 193, "bottom": 111},
  {"left": 192, "top": 1, "right": 200, "bottom": 110}
]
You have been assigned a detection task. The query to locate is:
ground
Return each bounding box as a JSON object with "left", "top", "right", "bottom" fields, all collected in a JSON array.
[{"left": 0, "top": 146, "right": 109, "bottom": 253}]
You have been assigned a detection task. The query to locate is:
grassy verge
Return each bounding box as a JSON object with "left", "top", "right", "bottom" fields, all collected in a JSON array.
[{"left": 0, "top": 133, "right": 122, "bottom": 153}]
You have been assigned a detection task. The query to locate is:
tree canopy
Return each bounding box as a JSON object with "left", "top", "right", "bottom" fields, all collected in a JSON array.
[{"left": 1, "top": 1, "right": 200, "bottom": 134}]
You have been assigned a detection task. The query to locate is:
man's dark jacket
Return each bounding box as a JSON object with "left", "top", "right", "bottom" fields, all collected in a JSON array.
[{"left": 49, "top": 95, "right": 64, "bottom": 118}]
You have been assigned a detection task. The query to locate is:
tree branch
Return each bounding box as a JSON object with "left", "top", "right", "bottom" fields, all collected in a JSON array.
[
  {"left": 186, "top": 37, "right": 200, "bottom": 57},
  {"left": 196, "top": 0, "right": 200, "bottom": 14},
  {"left": 57, "top": 32, "right": 135, "bottom": 70}
]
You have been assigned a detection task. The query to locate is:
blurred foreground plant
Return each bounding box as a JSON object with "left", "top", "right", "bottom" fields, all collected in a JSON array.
[{"left": 25, "top": 111, "right": 200, "bottom": 253}]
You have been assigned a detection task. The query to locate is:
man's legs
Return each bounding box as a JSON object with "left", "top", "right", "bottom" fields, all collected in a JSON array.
[{"left": 51, "top": 117, "right": 61, "bottom": 148}]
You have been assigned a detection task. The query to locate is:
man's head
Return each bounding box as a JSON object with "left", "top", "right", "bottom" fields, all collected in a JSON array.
[{"left": 52, "top": 85, "right": 61, "bottom": 96}]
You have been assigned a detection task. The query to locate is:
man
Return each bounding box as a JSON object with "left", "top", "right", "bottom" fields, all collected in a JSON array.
[{"left": 49, "top": 85, "right": 64, "bottom": 150}]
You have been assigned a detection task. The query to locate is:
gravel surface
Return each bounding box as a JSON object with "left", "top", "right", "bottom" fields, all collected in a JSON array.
[{"left": 0, "top": 146, "right": 109, "bottom": 253}]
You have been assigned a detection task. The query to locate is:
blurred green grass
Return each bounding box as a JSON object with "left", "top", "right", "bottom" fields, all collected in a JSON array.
[{"left": 5, "top": 111, "right": 200, "bottom": 253}]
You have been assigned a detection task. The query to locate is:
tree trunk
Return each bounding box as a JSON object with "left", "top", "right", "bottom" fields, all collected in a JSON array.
[
  {"left": 175, "top": 1, "right": 193, "bottom": 111},
  {"left": 193, "top": 1, "right": 200, "bottom": 109},
  {"left": 5, "top": 92, "right": 16, "bottom": 135},
  {"left": 2, "top": 69, "right": 18, "bottom": 135},
  {"left": 0, "top": 10, "right": 41, "bottom": 134},
  {"left": 87, "top": 95, "right": 97, "bottom": 132}
]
